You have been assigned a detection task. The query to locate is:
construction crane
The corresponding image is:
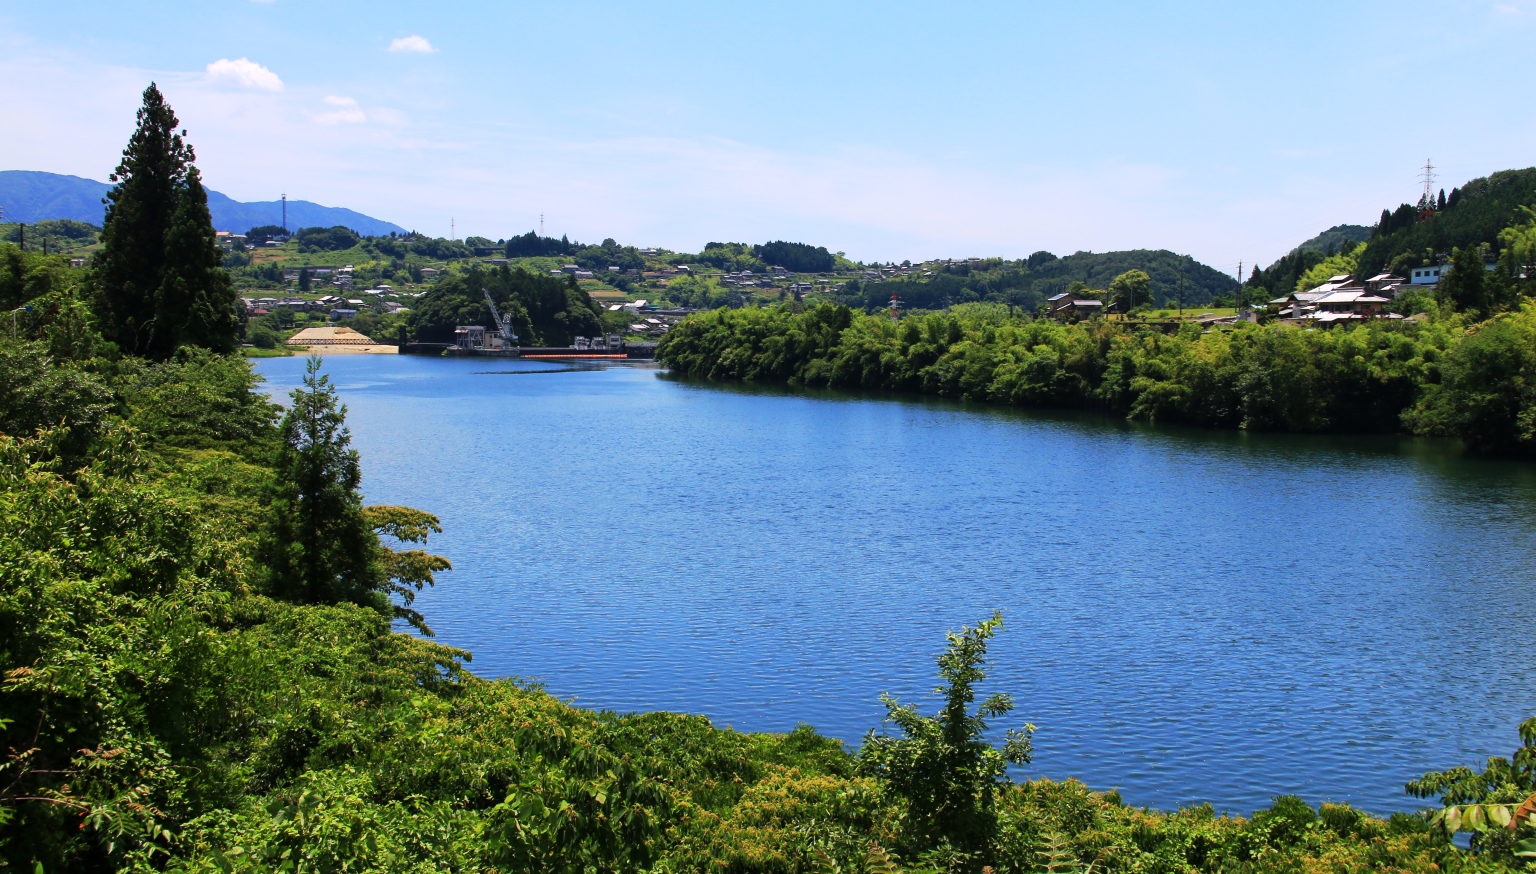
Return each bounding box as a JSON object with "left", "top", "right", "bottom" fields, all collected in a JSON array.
[{"left": 483, "top": 288, "right": 518, "bottom": 350}]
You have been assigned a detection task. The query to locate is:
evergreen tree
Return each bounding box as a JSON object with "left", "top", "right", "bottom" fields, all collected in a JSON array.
[
  {"left": 94, "top": 83, "right": 237, "bottom": 358},
  {"left": 261, "top": 357, "right": 378, "bottom": 610},
  {"left": 150, "top": 166, "right": 239, "bottom": 356},
  {"left": 299, "top": 266, "right": 312, "bottom": 291},
  {"left": 95, "top": 83, "right": 188, "bottom": 354}
]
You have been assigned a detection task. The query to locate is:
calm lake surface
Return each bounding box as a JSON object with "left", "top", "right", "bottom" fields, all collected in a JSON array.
[{"left": 256, "top": 354, "right": 1536, "bottom": 816}]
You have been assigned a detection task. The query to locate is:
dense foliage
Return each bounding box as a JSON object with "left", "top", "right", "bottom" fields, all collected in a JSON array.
[
  {"left": 657, "top": 300, "right": 1536, "bottom": 447},
  {"left": 243, "top": 225, "right": 288, "bottom": 247},
  {"left": 755, "top": 240, "right": 836, "bottom": 273},
  {"left": 503, "top": 230, "right": 575, "bottom": 258},
  {"left": 294, "top": 225, "right": 361, "bottom": 253},
  {"left": 1, "top": 219, "right": 100, "bottom": 248}
]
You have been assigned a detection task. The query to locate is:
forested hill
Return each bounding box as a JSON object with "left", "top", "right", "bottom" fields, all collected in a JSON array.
[
  {"left": 1295, "top": 224, "right": 1372, "bottom": 256},
  {"left": 1353, "top": 167, "right": 1536, "bottom": 278},
  {"left": 839, "top": 249, "right": 1238, "bottom": 312},
  {"left": 1249, "top": 167, "right": 1536, "bottom": 297},
  {"left": 0, "top": 170, "right": 406, "bottom": 236}
]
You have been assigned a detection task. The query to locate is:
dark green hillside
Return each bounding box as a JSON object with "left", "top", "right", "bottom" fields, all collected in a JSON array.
[
  {"left": 1, "top": 219, "right": 100, "bottom": 250},
  {"left": 1356, "top": 167, "right": 1536, "bottom": 276},
  {"left": 839, "top": 249, "right": 1237, "bottom": 313},
  {"left": 407, "top": 264, "right": 603, "bottom": 346},
  {"left": 1296, "top": 224, "right": 1372, "bottom": 256}
]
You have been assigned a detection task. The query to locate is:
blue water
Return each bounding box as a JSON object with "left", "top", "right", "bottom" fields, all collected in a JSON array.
[{"left": 256, "top": 354, "right": 1536, "bottom": 816}]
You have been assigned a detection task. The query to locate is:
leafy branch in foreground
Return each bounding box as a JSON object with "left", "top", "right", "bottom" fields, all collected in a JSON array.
[
  {"left": 860, "top": 612, "right": 1034, "bottom": 867},
  {"left": 1409, "top": 715, "right": 1536, "bottom": 859}
]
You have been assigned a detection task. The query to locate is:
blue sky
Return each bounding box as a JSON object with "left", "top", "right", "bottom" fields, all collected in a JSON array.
[{"left": 2, "top": 1, "right": 1533, "bottom": 268}]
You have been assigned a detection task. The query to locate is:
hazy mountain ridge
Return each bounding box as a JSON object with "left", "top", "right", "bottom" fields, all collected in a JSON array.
[{"left": 0, "top": 170, "right": 407, "bottom": 237}]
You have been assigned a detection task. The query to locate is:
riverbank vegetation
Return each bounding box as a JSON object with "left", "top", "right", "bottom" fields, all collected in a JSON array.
[{"left": 657, "top": 211, "right": 1536, "bottom": 452}]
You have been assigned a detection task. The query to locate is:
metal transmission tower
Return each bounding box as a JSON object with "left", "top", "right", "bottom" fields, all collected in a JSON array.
[
  {"left": 483, "top": 288, "right": 518, "bottom": 349},
  {"left": 281, "top": 193, "right": 287, "bottom": 233},
  {"left": 1418, "top": 160, "right": 1437, "bottom": 219}
]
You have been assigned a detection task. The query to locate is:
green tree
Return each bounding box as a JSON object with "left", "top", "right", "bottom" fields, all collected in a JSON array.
[
  {"left": 260, "top": 356, "right": 378, "bottom": 611},
  {"left": 150, "top": 166, "right": 239, "bottom": 356},
  {"left": 259, "top": 357, "right": 449, "bottom": 631},
  {"left": 1108, "top": 269, "right": 1151, "bottom": 311},
  {"left": 93, "top": 83, "right": 237, "bottom": 358},
  {"left": 1405, "top": 302, "right": 1536, "bottom": 453},
  {"left": 1439, "top": 245, "right": 1491, "bottom": 315},
  {"left": 299, "top": 266, "right": 312, "bottom": 292},
  {"left": 859, "top": 612, "right": 1034, "bottom": 866},
  {"left": 94, "top": 83, "right": 190, "bottom": 354}
]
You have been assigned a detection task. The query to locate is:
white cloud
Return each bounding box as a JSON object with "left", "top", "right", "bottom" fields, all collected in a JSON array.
[
  {"left": 314, "top": 95, "right": 366, "bottom": 125},
  {"left": 205, "top": 57, "right": 283, "bottom": 91},
  {"left": 388, "top": 35, "right": 435, "bottom": 54}
]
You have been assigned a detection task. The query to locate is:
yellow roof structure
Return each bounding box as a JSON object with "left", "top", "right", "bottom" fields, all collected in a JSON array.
[
  {"left": 284, "top": 326, "right": 398, "bottom": 354},
  {"left": 286, "top": 326, "right": 375, "bottom": 346}
]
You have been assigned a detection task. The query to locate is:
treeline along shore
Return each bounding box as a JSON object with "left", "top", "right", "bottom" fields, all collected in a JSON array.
[
  {"left": 10, "top": 85, "right": 1536, "bottom": 872},
  {"left": 656, "top": 300, "right": 1536, "bottom": 453}
]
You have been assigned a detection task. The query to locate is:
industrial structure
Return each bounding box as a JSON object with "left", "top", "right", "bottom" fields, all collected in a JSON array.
[{"left": 438, "top": 288, "right": 656, "bottom": 359}]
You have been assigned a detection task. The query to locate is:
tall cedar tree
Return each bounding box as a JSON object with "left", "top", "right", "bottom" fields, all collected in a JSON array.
[
  {"left": 261, "top": 357, "right": 379, "bottom": 610},
  {"left": 94, "top": 83, "right": 238, "bottom": 357},
  {"left": 154, "top": 166, "right": 239, "bottom": 356}
]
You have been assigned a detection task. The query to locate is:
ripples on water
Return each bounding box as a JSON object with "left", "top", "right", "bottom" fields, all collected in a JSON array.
[{"left": 256, "top": 355, "right": 1536, "bottom": 815}]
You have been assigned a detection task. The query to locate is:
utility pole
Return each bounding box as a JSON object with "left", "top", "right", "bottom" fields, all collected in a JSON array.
[
  {"left": 1178, "top": 268, "right": 1184, "bottom": 318},
  {"left": 1236, "top": 261, "right": 1243, "bottom": 313},
  {"left": 451, "top": 218, "right": 455, "bottom": 241},
  {"left": 281, "top": 193, "right": 287, "bottom": 234}
]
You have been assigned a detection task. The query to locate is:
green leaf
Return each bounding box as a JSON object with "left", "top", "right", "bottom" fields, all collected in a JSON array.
[
  {"left": 1515, "top": 837, "right": 1536, "bottom": 858},
  {"left": 1490, "top": 805, "right": 1513, "bottom": 828},
  {"left": 1464, "top": 804, "right": 1484, "bottom": 831}
]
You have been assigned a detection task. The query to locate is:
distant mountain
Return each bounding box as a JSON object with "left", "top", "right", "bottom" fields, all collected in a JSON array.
[{"left": 0, "top": 170, "right": 406, "bottom": 237}]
